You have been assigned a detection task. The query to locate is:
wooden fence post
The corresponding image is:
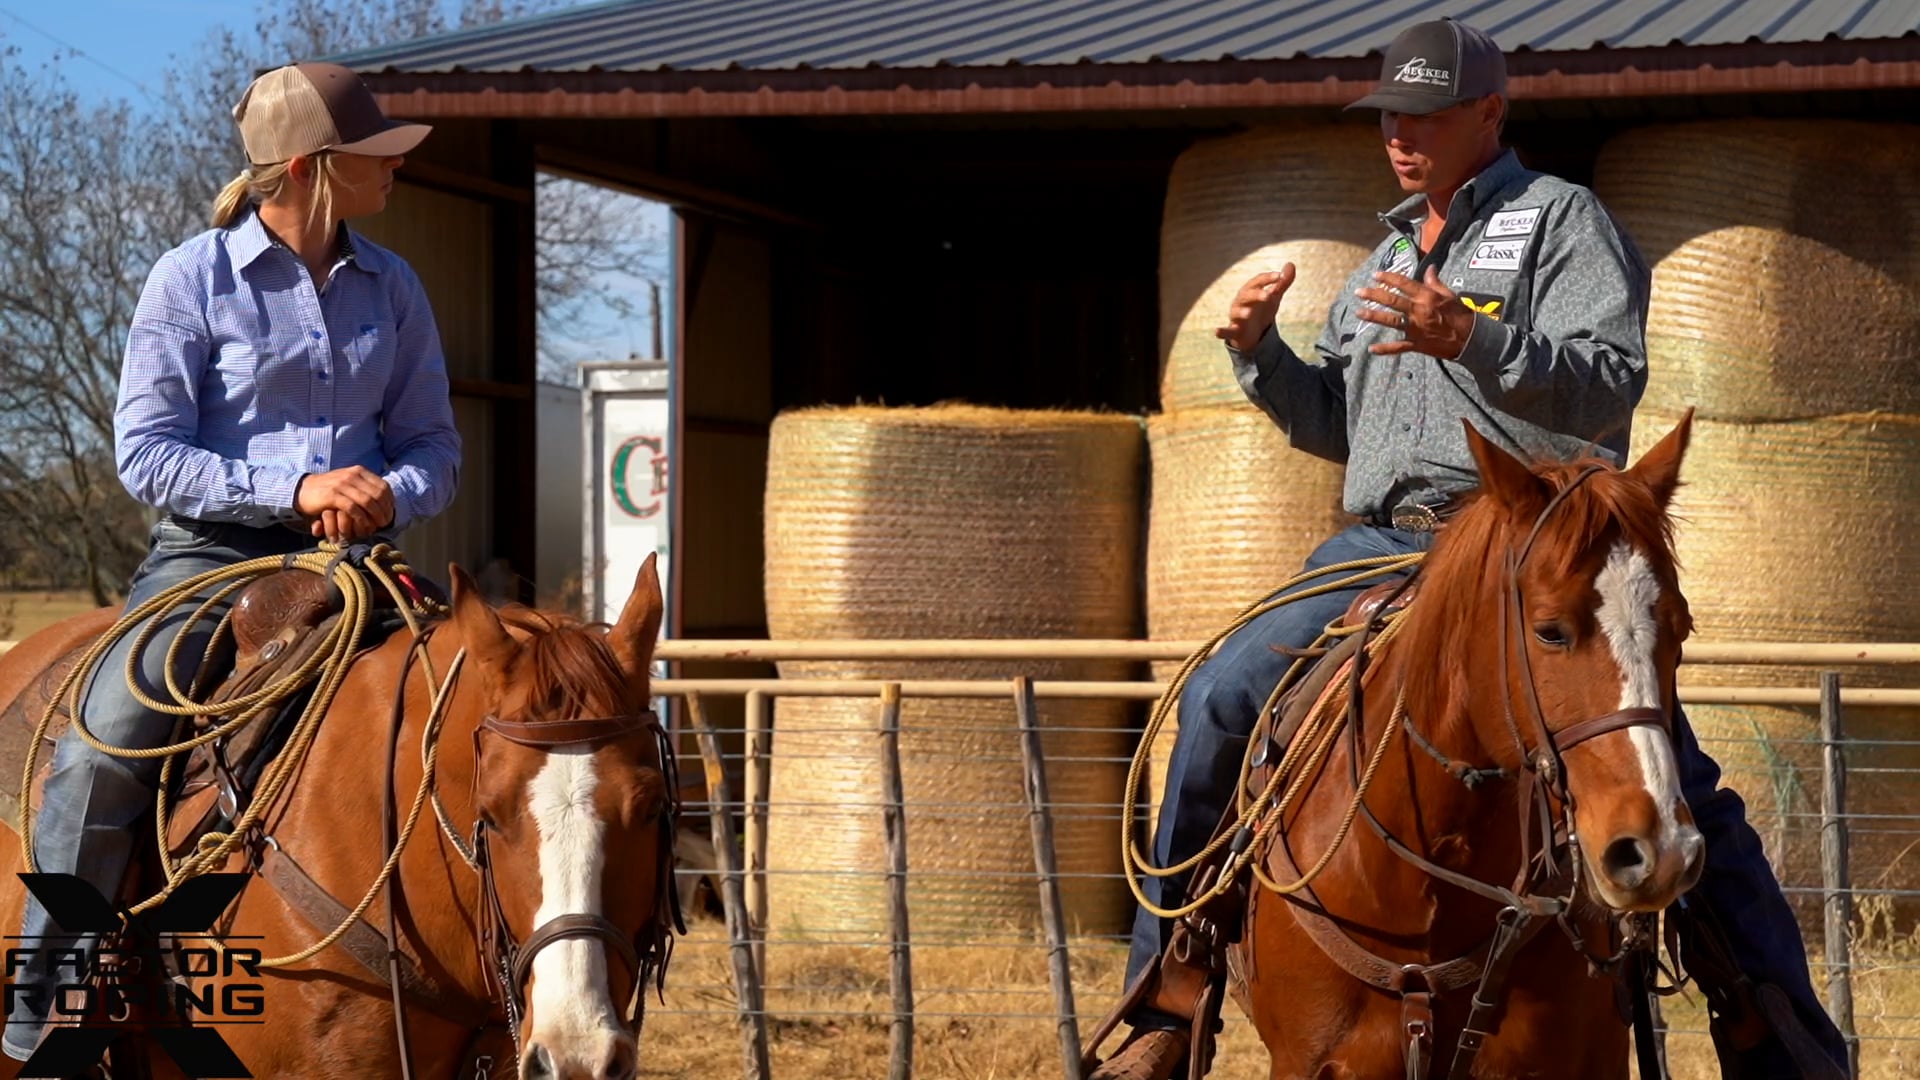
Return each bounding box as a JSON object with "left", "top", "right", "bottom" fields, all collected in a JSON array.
[
  {"left": 878, "top": 683, "right": 914, "bottom": 1080},
  {"left": 1821, "top": 671, "right": 1859, "bottom": 1079},
  {"left": 1013, "top": 676, "right": 1084, "bottom": 1080},
  {"left": 744, "top": 688, "right": 772, "bottom": 983},
  {"left": 688, "top": 693, "right": 772, "bottom": 1080}
]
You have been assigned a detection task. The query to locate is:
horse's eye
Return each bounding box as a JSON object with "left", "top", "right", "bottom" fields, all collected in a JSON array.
[{"left": 1534, "top": 623, "right": 1571, "bottom": 648}]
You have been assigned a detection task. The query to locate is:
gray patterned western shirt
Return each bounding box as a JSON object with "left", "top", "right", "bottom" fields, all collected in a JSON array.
[{"left": 1228, "top": 148, "right": 1652, "bottom": 521}]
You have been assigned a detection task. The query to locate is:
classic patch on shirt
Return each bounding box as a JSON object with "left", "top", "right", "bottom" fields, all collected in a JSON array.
[
  {"left": 1484, "top": 207, "right": 1542, "bottom": 238},
  {"left": 1469, "top": 239, "right": 1524, "bottom": 272},
  {"left": 1459, "top": 293, "right": 1504, "bottom": 321}
]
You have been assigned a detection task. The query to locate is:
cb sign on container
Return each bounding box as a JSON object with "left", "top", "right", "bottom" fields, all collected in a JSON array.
[{"left": 611, "top": 435, "right": 668, "bottom": 519}]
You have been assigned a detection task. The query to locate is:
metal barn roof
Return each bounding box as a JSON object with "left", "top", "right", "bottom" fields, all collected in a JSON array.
[{"left": 332, "top": 0, "right": 1918, "bottom": 74}]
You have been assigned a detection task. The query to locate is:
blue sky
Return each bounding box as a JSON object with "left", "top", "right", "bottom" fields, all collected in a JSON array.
[
  {"left": 0, "top": 2, "right": 221, "bottom": 104},
  {"left": 1, "top": 1, "right": 670, "bottom": 378}
]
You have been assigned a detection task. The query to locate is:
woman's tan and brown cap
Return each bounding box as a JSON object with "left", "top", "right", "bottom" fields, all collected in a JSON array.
[{"left": 232, "top": 62, "right": 431, "bottom": 165}]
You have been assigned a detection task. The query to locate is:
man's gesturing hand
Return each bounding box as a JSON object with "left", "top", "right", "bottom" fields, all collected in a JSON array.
[
  {"left": 1214, "top": 265, "right": 1296, "bottom": 353},
  {"left": 1353, "top": 266, "right": 1477, "bottom": 359},
  {"left": 294, "top": 466, "right": 395, "bottom": 544}
]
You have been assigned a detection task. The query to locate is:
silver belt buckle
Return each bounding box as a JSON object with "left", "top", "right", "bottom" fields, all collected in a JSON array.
[{"left": 1391, "top": 503, "right": 1440, "bottom": 533}]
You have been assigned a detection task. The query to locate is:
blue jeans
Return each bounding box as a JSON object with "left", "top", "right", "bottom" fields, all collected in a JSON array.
[
  {"left": 4, "top": 516, "right": 312, "bottom": 1060},
  {"left": 1125, "top": 525, "right": 1846, "bottom": 1074}
]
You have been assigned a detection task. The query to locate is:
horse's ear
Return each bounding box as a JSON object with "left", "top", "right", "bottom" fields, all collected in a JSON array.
[
  {"left": 1463, "top": 419, "right": 1548, "bottom": 516},
  {"left": 448, "top": 563, "right": 516, "bottom": 677},
  {"left": 609, "top": 553, "right": 664, "bottom": 700},
  {"left": 1627, "top": 407, "right": 1692, "bottom": 511}
]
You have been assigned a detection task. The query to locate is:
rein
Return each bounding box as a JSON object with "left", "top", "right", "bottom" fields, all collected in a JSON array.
[
  {"left": 1317, "top": 464, "right": 1674, "bottom": 1079},
  {"left": 467, "top": 708, "right": 684, "bottom": 1069},
  {"left": 275, "top": 627, "right": 683, "bottom": 1080}
]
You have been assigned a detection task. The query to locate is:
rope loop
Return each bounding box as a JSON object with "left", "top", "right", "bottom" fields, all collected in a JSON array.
[
  {"left": 1121, "top": 552, "right": 1428, "bottom": 919},
  {"left": 15, "top": 543, "right": 459, "bottom": 967}
]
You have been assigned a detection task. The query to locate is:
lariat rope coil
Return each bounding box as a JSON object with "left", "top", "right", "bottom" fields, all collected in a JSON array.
[
  {"left": 17, "top": 543, "right": 469, "bottom": 967},
  {"left": 1121, "top": 552, "right": 1427, "bottom": 919}
]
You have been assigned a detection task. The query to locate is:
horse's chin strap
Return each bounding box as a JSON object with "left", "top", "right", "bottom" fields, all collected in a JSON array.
[
  {"left": 468, "top": 707, "right": 685, "bottom": 1062},
  {"left": 1322, "top": 464, "right": 1677, "bottom": 1080}
]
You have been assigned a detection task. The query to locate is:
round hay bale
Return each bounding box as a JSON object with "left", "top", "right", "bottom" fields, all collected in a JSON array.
[
  {"left": 1142, "top": 408, "right": 1352, "bottom": 826},
  {"left": 765, "top": 669, "right": 1133, "bottom": 938},
  {"left": 762, "top": 404, "right": 1145, "bottom": 938},
  {"left": 1677, "top": 703, "right": 1920, "bottom": 932},
  {"left": 1633, "top": 407, "right": 1920, "bottom": 925},
  {"left": 764, "top": 404, "right": 1144, "bottom": 640},
  {"left": 1159, "top": 125, "right": 1402, "bottom": 411},
  {"left": 1631, "top": 409, "right": 1920, "bottom": 647},
  {"left": 1595, "top": 120, "right": 1920, "bottom": 420},
  {"left": 1145, "top": 408, "right": 1350, "bottom": 651}
]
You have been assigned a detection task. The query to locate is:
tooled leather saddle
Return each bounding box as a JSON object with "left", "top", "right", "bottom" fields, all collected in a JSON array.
[{"left": 166, "top": 566, "right": 425, "bottom": 853}]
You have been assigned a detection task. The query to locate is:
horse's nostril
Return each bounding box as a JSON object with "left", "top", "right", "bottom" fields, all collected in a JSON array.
[
  {"left": 604, "top": 1037, "right": 638, "bottom": 1080},
  {"left": 524, "top": 1043, "right": 557, "bottom": 1080},
  {"left": 1602, "top": 835, "right": 1653, "bottom": 889}
]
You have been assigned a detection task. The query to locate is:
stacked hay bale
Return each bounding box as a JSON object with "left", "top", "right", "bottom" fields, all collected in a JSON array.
[
  {"left": 762, "top": 405, "right": 1144, "bottom": 939},
  {"left": 1142, "top": 126, "right": 1397, "bottom": 824},
  {"left": 1600, "top": 119, "right": 1920, "bottom": 915}
]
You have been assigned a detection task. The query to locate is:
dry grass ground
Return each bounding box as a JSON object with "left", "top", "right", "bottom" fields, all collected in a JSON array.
[
  {"left": 640, "top": 908, "right": 1920, "bottom": 1079},
  {"left": 9, "top": 591, "right": 1910, "bottom": 1076}
]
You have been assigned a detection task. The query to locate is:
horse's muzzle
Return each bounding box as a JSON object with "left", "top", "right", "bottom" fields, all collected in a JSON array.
[{"left": 1595, "top": 822, "right": 1704, "bottom": 911}]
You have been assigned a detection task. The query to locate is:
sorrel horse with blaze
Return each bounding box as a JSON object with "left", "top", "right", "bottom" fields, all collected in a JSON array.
[
  {"left": 1237, "top": 414, "right": 1705, "bottom": 1079},
  {"left": 0, "top": 555, "right": 679, "bottom": 1079}
]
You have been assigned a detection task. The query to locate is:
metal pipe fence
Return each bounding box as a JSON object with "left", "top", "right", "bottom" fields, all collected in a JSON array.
[
  {"left": 5, "top": 635, "right": 1915, "bottom": 1076},
  {"left": 638, "top": 640, "right": 1920, "bottom": 1079}
]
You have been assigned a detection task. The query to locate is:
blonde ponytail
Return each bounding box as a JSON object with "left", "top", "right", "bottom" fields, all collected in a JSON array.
[
  {"left": 207, "top": 154, "right": 337, "bottom": 232},
  {"left": 210, "top": 170, "right": 255, "bottom": 228}
]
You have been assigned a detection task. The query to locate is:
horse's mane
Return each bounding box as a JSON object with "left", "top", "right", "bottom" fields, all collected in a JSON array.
[
  {"left": 494, "top": 606, "right": 638, "bottom": 719},
  {"left": 1391, "top": 454, "right": 1681, "bottom": 729}
]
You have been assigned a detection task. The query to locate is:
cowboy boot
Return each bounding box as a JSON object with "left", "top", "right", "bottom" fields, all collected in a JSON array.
[
  {"left": 1088, "top": 1026, "right": 1189, "bottom": 1080},
  {"left": 1085, "top": 858, "right": 1240, "bottom": 1080}
]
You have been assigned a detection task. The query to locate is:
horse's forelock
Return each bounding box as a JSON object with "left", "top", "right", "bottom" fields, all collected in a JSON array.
[
  {"left": 1526, "top": 458, "right": 1679, "bottom": 586},
  {"left": 1394, "top": 456, "right": 1680, "bottom": 726},
  {"left": 496, "top": 606, "right": 638, "bottom": 719}
]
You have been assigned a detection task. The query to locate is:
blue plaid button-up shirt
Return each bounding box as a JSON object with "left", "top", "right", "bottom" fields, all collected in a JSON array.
[{"left": 114, "top": 207, "right": 461, "bottom": 531}]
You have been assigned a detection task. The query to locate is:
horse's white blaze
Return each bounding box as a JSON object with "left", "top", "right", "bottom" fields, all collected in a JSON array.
[
  {"left": 1594, "top": 542, "right": 1684, "bottom": 841},
  {"left": 526, "top": 748, "right": 619, "bottom": 1038}
]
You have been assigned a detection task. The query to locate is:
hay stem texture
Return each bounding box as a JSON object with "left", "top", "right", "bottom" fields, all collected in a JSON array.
[
  {"left": 763, "top": 404, "right": 1146, "bottom": 937},
  {"left": 1158, "top": 125, "right": 1401, "bottom": 412}
]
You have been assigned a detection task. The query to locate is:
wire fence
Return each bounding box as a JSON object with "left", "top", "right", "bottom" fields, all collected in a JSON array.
[
  {"left": 0, "top": 636, "right": 1902, "bottom": 1076},
  {"left": 629, "top": 642, "right": 1920, "bottom": 1080}
]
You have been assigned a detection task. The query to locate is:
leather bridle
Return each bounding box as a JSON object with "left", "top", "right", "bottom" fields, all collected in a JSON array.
[
  {"left": 237, "top": 619, "right": 684, "bottom": 1080},
  {"left": 469, "top": 710, "right": 685, "bottom": 1067},
  {"left": 1497, "top": 465, "right": 1673, "bottom": 901},
  {"left": 1275, "top": 463, "right": 1677, "bottom": 1080}
]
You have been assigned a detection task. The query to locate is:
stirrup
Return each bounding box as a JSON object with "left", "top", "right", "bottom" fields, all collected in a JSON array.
[
  {"left": 1087, "top": 1026, "right": 1191, "bottom": 1080},
  {"left": 1082, "top": 955, "right": 1164, "bottom": 1073}
]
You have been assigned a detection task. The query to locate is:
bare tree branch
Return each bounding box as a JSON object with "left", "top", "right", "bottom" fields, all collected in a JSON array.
[{"left": 0, "top": 0, "right": 667, "bottom": 600}]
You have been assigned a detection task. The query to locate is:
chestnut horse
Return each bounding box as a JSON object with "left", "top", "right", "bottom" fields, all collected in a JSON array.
[
  {"left": 0, "top": 554, "right": 680, "bottom": 1079},
  {"left": 1236, "top": 414, "right": 1704, "bottom": 1079}
]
